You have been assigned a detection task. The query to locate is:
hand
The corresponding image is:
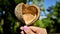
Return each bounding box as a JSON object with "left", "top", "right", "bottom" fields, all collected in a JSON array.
[{"left": 20, "top": 26, "right": 47, "bottom": 34}]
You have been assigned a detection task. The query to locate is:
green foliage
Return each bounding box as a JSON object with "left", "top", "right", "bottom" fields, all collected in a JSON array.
[
  {"left": 0, "top": 19, "right": 4, "bottom": 34},
  {"left": 14, "top": 0, "right": 27, "bottom": 4},
  {"left": 33, "top": 20, "right": 45, "bottom": 28},
  {"left": 58, "top": 18, "right": 60, "bottom": 24},
  {"left": 0, "top": 0, "right": 27, "bottom": 34},
  {"left": 0, "top": 26, "right": 3, "bottom": 33},
  {"left": 42, "top": 18, "right": 54, "bottom": 27}
]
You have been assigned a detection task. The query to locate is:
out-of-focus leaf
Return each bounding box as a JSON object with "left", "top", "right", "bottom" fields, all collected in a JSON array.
[
  {"left": 42, "top": 18, "right": 54, "bottom": 27},
  {"left": 53, "top": 11, "right": 58, "bottom": 16},
  {"left": 14, "top": 0, "right": 21, "bottom": 4},
  {"left": 3, "top": 0, "right": 10, "bottom": 5},
  {"left": 33, "top": 20, "right": 45, "bottom": 28},
  {"left": 0, "top": 26, "right": 3, "bottom": 33},
  {"left": 13, "top": 22, "right": 20, "bottom": 32},
  {"left": 14, "top": 0, "right": 27, "bottom": 4},
  {"left": 40, "top": 6, "right": 45, "bottom": 11},
  {"left": 0, "top": 19, "right": 4, "bottom": 26},
  {"left": 58, "top": 18, "right": 60, "bottom": 24},
  {"left": 50, "top": 28, "right": 56, "bottom": 33}
]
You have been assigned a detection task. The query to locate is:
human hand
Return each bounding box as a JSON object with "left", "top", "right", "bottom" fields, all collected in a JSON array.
[{"left": 20, "top": 26, "right": 47, "bottom": 34}]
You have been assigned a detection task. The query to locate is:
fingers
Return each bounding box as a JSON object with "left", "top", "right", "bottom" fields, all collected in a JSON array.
[
  {"left": 21, "top": 31, "right": 24, "bottom": 34},
  {"left": 40, "top": 29, "right": 47, "bottom": 34},
  {"left": 29, "top": 26, "right": 40, "bottom": 32},
  {"left": 29, "top": 26, "right": 47, "bottom": 34},
  {"left": 20, "top": 26, "right": 35, "bottom": 34},
  {"left": 20, "top": 27, "right": 24, "bottom": 30},
  {"left": 20, "top": 26, "right": 47, "bottom": 34}
]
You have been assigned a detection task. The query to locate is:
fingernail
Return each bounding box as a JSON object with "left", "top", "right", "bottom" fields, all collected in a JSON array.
[{"left": 23, "top": 26, "right": 28, "bottom": 31}]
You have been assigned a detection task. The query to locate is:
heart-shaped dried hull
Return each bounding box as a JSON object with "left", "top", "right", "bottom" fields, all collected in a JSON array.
[
  {"left": 15, "top": 3, "right": 40, "bottom": 25},
  {"left": 23, "top": 14, "right": 36, "bottom": 25}
]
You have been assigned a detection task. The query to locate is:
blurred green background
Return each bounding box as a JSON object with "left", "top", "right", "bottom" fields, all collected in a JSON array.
[{"left": 0, "top": 0, "right": 60, "bottom": 34}]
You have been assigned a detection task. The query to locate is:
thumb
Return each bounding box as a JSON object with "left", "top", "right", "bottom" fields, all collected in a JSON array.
[{"left": 23, "top": 26, "right": 35, "bottom": 34}]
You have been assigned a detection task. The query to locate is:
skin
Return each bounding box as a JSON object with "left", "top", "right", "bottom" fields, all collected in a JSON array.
[{"left": 20, "top": 26, "right": 47, "bottom": 34}]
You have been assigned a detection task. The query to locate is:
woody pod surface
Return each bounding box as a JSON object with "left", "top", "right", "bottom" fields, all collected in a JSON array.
[{"left": 15, "top": 3, "right": 40, "bottom": 25}]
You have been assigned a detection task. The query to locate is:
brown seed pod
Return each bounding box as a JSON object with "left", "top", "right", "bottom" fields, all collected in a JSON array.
[{"left": 15, "top": 3, "right": 40, "bottom": 25}]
